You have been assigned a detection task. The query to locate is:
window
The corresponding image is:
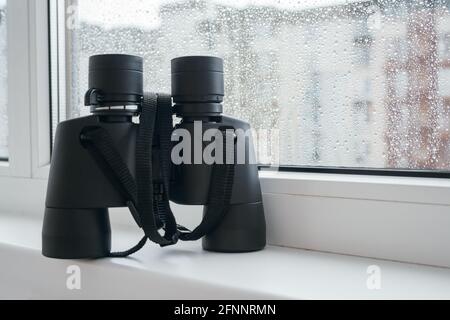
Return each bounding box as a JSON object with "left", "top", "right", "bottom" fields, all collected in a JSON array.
[
  {"left": 0, "top": 0, "right": 449, "bottom": 270},
  {"left": 0, "top": 0, "right": 7, "bottom": 161},
  {"left": 50, "top": 0, "right": 450, "bottom": 173}
]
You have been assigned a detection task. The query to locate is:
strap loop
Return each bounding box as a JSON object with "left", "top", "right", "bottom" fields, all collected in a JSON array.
[{"left": 135, "top": 93, "right": 176, "bottom": 246}]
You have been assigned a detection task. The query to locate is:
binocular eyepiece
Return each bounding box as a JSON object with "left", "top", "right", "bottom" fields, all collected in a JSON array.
[
  {"left": 172, "top": 56, "right": 224, "bottom": 104},
  {"left": 85, "top": 54, "right": 144, "bottom": 115},
  {"left": 85, "top": 54, "right": 225, "bottom": 116}
]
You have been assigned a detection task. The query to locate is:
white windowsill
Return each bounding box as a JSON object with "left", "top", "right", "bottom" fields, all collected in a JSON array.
[
  {"left": 1, "top": 213, "right": 450, "bottom": 300},
  {"left": 2, "top": 170, "right": 450, "bottom": 269}
]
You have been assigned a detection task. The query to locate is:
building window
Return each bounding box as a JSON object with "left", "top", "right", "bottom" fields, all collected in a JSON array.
[{"left": 439, "top": 33, "right": 450, "bottom": 59}]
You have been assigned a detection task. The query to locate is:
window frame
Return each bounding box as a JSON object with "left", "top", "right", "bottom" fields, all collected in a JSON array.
[
  {"left": 265, "top": 166, "right": 450, "bottom": 179},
  {"left": 1, "top": 0, "right": 450, "bottom": 268},
  {"left": 0, "top": 0, "right": 32, "bottom": 178},
  {"left": 30, "top": 0, "right": 51, "bottom": 179},
  {"left": 0, "top": 0, "right": 51, "bottom": 179}
]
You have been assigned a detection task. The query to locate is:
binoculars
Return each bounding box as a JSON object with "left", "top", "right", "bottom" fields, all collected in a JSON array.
[{"left": 42, "top": 54, "right": 266, "bottom": 259}]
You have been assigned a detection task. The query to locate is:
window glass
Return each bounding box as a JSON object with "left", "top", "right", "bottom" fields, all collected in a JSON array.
[{"left": 62, "top": 0, "right": 450, "bottom": 170}]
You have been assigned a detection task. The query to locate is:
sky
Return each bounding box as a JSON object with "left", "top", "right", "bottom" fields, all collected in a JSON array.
[{"left": 77, "top": 0, "right": 360, "bottom": 30}]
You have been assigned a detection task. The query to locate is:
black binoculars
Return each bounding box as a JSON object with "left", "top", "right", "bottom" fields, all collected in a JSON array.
[{"left": 42, "top": 54, "right": 266, "bottom": 259}]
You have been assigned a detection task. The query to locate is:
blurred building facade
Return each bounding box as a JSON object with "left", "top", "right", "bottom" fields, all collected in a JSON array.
[{"left": 384, "top": 2, "right": 450, "bottom": 169}]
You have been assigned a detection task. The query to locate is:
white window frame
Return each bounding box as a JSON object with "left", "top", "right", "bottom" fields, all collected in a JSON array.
[
  {"left": 0, "top": 0, "right": 32, "bottom": 178},
  {"left": 0, "top": 0, "right": 50, "bottom": 179},
  {"left": 1, "top": 0, "right": 450, "bottom": 269}
]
